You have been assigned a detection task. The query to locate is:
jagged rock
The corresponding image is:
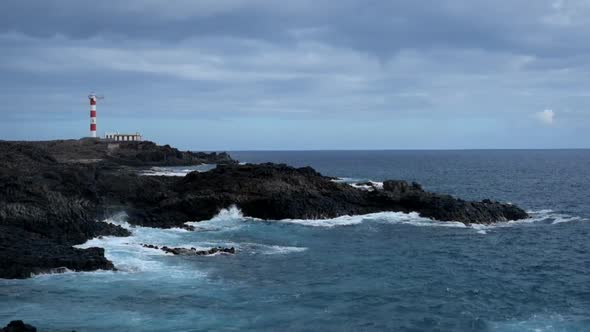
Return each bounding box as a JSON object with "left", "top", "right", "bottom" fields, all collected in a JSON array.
[
  {"left": 159, "top": 246, "right": 236, "bottom": 256},
  {"left": 1, "top": 320, "right": 37, "bottom": 332},
  {"left": 122, "top": 163, "right": 528, "bottom": 227},
  {"left": 0, "top": 140, "right": 529, "bottom": 279},
  {"left": 0, "top": 225, "right": 116, "bottom": 279},
  {"left": 0, "top": 140, "right": 234, "bottom": 279},
  {"left": 7, "top": 139, "right": 237, "bottom": 166}
]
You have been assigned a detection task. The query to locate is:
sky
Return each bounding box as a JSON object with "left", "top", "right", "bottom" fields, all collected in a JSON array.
[{"left": 1, "top": 0, "right": 589, "bottom": 150}]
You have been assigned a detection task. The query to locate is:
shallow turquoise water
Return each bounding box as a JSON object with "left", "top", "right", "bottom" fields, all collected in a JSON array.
[{"left": 1, "top": 150, "right": 589, "bottom": 331}]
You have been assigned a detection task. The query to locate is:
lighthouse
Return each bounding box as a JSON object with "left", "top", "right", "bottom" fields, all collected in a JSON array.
[{"left": 88, "top": 93, "right": 100, "bottom": 138}]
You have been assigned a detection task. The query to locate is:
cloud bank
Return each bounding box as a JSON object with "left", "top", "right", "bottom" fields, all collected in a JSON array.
[{"left": 0, "top": 0, "right": 588, "bottom": 149}]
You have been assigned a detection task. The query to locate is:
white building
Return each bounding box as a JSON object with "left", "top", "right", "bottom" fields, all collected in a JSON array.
[{"left": 105, "top": 132, "right": 143, "bottom": 142}]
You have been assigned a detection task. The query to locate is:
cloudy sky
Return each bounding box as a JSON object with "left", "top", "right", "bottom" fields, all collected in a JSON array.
[{"left": 1, "top": 0, "right": 589, "bottom": 150}]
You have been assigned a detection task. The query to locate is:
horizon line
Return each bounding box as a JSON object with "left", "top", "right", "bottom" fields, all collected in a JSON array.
[{"left": 218, "top": 147, "right": 590, "bottom": 152}]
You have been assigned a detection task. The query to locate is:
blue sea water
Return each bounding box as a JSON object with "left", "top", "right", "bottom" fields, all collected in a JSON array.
[{"left": 1, "top": 150, "right": 589, "bottom": 331}]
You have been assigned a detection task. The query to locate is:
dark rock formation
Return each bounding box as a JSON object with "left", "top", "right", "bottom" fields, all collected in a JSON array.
[
  {"left": 141, "top": 243, "right": 235, "bottom": 255},
  {"left": 371, "top": 180, "right": 526, "bottom": 223},
  {"left": 160, "top": 246, "right": 236, "bottom": 256},
  {"left": 0, "top": 140, "right": 233, "bottom": 278},
  {"left": 102, "top": 141, "right": 235, "bottom": 166},
  {"left": 0, "top": 142, "right": 130, "bottom": 278},
  {"left": 121, "top": 163, "right": 528, "bottom": 228},
  {"left": 6, "top": 139, "right": 236, "bottom": 166},
  {"left": 0, "top": 140, "right": 528, "bottom": 279},
  {"left": 1, "top": 320, "right": 37, "bottom": 332},
  {"left": 0, "top": 225, "right": 115, "bottom": 279}
]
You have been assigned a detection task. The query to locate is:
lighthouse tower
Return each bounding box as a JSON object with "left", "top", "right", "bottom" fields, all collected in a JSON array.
[{"left": 88, "top": 93, "right": 99, "bottom": 138}]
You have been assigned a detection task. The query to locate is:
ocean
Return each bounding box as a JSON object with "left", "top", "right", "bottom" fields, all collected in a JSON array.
[{"left": 1, "top": 150, "right": 589, "bottom": 331}]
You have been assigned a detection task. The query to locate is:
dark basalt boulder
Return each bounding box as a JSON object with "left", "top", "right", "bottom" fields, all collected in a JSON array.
[
  {"left": 0, "top": 225, "right": 116, "bottom": 279},
  {"left": 143, "top": 244, "right": 236, "bottom": 256},
  {"left": 1, "top": 320, "right": 37, "bottom": 332}
]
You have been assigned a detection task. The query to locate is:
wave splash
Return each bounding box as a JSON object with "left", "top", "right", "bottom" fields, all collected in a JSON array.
[
  {"left": 76, "top": 207, "right": 306, "bottom": 275},
  {"left": 184, "top": 205, "right": 246, "bottom": 232},
  {"left": 332, "top": 177, "right": 384, "bottom": 191},
  {"left": 139, "top": 164, "right": 217, "bottom": 177},
  {"left": 194, "top": 206, "right": 585, "bottom": 232},
  {"left": 261, "top": 208, "right": 585, "bottom": 233},
  {"left": 275, "top": 211, "right": 467, "bottom": 228},
  {"left": 74, "top": 205, "right": 585, "bottom": 275}
]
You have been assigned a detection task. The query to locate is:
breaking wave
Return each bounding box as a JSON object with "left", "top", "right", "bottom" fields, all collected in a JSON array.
[
  {"left": 139, "top": 164, "right": 217, "bottom": 177},
  {"left": 74, "top": 205, "right": 585, "bottom": 276},
  {"left": 76, "top": 207, "right": 307, "bottom": 274},
  {"left": 190, "top": 205, "right": 586, "bottom": 232},
  {"left": 470, "top": 209, "right": 587, "bottom": 232},
  {"left": 185, "top": 205, "right": 247, "bottom": 232},
  {"left": 331, "top": 177, "right": 384, "bottom": 191},
  {"left": 274, "top": 211, "right": 469, "bottom": 228},
  {"left": 76, "top": 223, "right": 189, "bottom": 275},
  {"left": 262, "top": 208, "right": 585, "bottom": 233}
]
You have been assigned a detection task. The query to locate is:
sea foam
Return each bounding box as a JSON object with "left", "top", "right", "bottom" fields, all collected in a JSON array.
[
  {"left": 139, "top": 164, "right": 216, "bottom": 177},
  {"left": 76, "top": 207, "right": 308, "bottom": 275},
  {"left": 74, "top": 205, "right": 585, "bottom": 276},
  {"left": 273, "top": 210, "right": 467, "bottom": 228},
  {"left": 331, "top": 177, "right": 384, "bottom": 191}
]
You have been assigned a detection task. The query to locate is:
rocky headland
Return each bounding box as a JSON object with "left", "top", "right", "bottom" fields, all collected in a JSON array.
[
  {"left": 13, "top": 138, "right": 235, "bottom": 166},
  {"left": 0, "top": 139, "right": 528, "bottom": 279}
]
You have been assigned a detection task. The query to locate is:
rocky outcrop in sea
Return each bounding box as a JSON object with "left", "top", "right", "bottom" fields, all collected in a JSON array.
[
  {"left": 116, "top": 163, "right": 527, "bottom": 228},
  {"left": 0, "top": 139, "right": 529, "bottom": 279},
  {"left": 141, "top": 244, "right": 236, "bottom": 256}
]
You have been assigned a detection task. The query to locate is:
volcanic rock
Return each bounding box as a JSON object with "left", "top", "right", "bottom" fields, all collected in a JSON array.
[
  {"left": 0, "top": 225, "right": 116, "bottom": 279},
  {"left": 0, "top": 140, "right": 528, "bottom": 279},
  {"left": 121, "top": 163, "right": 528, "bottom": 227},
  {"left": 160, "top": 246, "right": 236, "bottom": 256},
  {"left": 10, "top": 139, "right": 236, "bottom": 166},
  {"left": 0, "top": 140, "right": 234, "bottom": 278},
  {"left": 1, "top": 320, "right": 37, "bottom": 332}
]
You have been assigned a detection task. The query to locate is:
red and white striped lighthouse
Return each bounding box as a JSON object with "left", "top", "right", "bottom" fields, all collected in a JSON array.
[{"left": 88, "top": 94, "right": 98, "bottom": 138}]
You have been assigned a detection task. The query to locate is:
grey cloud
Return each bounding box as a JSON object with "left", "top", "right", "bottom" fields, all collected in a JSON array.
[
  {"left": 2, "top": 0, "right": 590, "bottom": 60},
  {"left": 1, "top": 0, "right": 589, "bottom": 149}
]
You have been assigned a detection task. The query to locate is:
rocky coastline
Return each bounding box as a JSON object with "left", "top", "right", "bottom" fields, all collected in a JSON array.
[{"left": 0, "top": 139, "right": 529, "bottom": 279}]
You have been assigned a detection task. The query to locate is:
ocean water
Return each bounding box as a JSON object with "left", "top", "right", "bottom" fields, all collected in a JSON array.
[{"left": 1, "top": 150, "right": 589, "bottom": 331}]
